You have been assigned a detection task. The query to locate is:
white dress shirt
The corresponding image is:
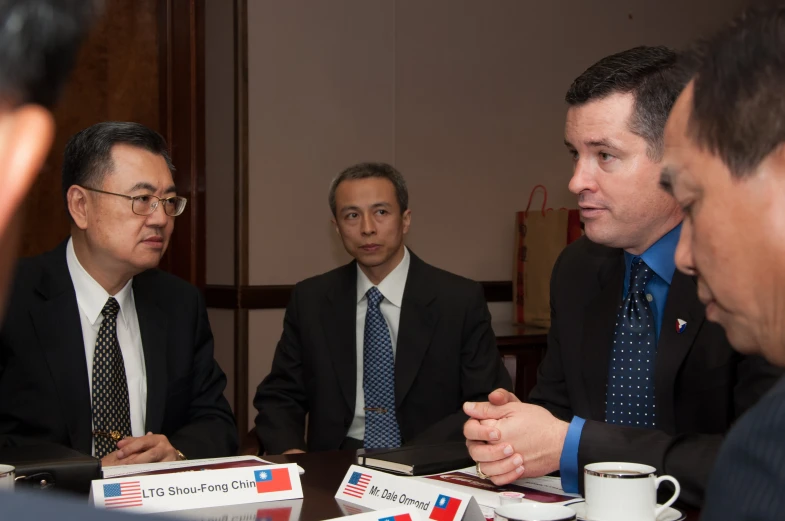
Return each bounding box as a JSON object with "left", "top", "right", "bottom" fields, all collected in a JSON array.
[
  {"left": 65, "top": 238, "right": 147, "bottom": 455},
  {"left": 347, "top": 247, "right": 411, "bottom": 441}
]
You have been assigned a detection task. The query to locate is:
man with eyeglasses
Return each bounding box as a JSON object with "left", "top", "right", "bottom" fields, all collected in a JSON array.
[{"left": 0, "top": 121, "right": 237, "bottom": 466}]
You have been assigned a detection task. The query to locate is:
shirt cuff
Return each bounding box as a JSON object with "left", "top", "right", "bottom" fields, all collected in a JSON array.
[{"left": 559, "top": 416, "right": 586, "bottom": 494}]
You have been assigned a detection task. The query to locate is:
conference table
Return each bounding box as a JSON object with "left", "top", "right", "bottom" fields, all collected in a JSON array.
[
  {"left": 264, "top": 450, "right": 354, "bottom": 520},
  {"left": 252, "top": 450, "right": 701, "bottom": 521}
]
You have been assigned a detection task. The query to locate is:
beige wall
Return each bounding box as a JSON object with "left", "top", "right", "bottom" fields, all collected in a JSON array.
[
  {"left": 247, "top": 0, "right": 396, "bottom": 286},
  {"left": 245, "top": 0, "right": 748, "bottom": 285},
  {"left": 205, "top": 0, "right": 236, "bottom": 411},
  {"left": 207, "top": 0, "right": 750, "bottom": 429},
  {"left": 247, "top": 309, "right": 286, "bottom": 427},
  {"left": 208, "top": 309, "right": 236, "bottom": 409},
  {"left": 205, "top": 0, "right": 235, "bottom": 286}
]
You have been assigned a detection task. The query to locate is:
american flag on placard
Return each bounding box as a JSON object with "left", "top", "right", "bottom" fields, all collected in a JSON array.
[
  {"left": 343, "top": 471, "right": 372, "bottom": 499},
  {"left": 103, "top": 481, "right": 143, "bottom": 509}
]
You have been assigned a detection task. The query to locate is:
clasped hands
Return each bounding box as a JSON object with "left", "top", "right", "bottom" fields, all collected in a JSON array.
[
  {"left": 463, "top": 389, "right": 569, "bottom": 486},
  {"left": 101, "top": 432, "right": 180, "bottom": 467}
]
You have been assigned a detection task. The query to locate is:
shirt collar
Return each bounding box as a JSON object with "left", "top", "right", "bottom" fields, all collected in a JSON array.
[
  {"left": 65, "top": 237, "right": 134, "bottom": 328},
  {"left": 624, "top": 222, "right": 682, "bottom": 285},
  {"left": 356, "top": 246, "right": 410, "bottom": 307}
]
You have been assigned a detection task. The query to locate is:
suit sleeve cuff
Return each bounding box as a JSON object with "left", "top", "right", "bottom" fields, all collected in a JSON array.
[{"left": 559, "top": 416, "right": 586, "bottom": 494}]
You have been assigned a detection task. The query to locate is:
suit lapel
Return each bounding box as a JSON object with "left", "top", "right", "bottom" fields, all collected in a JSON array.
[
  {"left": 581, "top": 251, "right": 625, "bottom": 422},
  {"left": 321, "top": 262, "right": 357, "bottom": 411},
  {"left": 654, "top": 271, "right": 704, "bottom": 433},
  {"left": 133, "top": 273, "right": 169, "bottom": 434},
  {"left": 395, "top": 254, "right": 437, "bottom": 407},
  {"left": 31, "top": 242, "right": 93, "bottom": 454}
]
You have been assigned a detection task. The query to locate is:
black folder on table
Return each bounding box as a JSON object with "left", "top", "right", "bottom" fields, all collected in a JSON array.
[
  {"left": 0, "top": 443, "right": 100, "bottom": 495},
  {"left": 356, "top": 441, "right": 474, "bottom": 476}
]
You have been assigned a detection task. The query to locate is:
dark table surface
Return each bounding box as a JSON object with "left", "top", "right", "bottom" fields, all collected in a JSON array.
[
  {"left": 264, "top": 450, "right": 700, "bottom": 521},
  {"left": 265, "top": 450, "right": 354, "bottom": 520}
]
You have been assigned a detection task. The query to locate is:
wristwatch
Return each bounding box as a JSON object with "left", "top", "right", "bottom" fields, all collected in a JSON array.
[{"left": 176, "top": 449, "right": 187, "bottom": 461}]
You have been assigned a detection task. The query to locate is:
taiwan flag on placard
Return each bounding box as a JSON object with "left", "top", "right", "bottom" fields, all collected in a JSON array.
[
  {"left": 429, "top": 494, "right": 462, "bottom": 521},
  {"left": 379, "top": 515, "right": 413, "bottom": 521},
  {"left": 255, "top": 468, "right": 292, "bottom": 494}
]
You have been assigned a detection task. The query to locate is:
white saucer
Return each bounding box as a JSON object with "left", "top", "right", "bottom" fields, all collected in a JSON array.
[{"left": 564, "top": 500, "right": 685, "bottom": 521}]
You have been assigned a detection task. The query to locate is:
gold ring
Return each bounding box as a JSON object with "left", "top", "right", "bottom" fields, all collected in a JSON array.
[{"left": 476, "top": 462, "right": 489, "bottom": 480}]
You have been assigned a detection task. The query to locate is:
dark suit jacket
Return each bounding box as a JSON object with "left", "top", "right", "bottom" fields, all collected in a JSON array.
[
  {"left": 528, "top": 237, "right": 781, "bottom": 507},
  {"left": 700, "top": 375, "right": 785, "bottom": 521},
  {"left": 0, "top": 241, "right": 238, "bottom": 459},
  {"left": 254, "top": 252, "right": 512, "bottom": 454}
]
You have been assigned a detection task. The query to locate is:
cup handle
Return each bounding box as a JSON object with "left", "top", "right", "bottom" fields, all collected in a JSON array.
[{"left": 654, "top": 475, "right": 680, "bottom": 517}]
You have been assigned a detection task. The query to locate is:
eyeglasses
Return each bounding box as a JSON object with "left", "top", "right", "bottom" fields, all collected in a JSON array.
[{"left": 80, "top": 186, "right": 188, "bottom": 217}]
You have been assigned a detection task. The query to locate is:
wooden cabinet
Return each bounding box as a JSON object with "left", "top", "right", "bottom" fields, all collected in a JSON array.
[{"left": 494, "top": 322, "right": 548, "bottom": 401}]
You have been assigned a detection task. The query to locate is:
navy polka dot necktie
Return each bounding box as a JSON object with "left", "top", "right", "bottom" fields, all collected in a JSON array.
[
  {"left": 606, "top": 258, "right": 658, "bottom": 429},
  {"left": 362, "top": 287, "right": 401, "bottom": 448},
  {"left": 91, "top": 297, "right": 132, "bottom": 458}
]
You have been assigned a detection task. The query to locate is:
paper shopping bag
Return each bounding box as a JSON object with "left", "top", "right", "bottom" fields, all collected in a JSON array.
[{"left": 513, "top": 185, "right": 582, "bottom": 327}]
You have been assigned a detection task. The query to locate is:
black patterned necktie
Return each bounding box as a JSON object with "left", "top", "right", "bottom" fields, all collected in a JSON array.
[
  {"left": 91, "top": 297, "right": 132, "bottom": 458},
  {"left": 363, "top": 287, "right": 401, "bottom": 448},
  {"left": 606, "top": 258, "right": 658, "bottom": 429}
]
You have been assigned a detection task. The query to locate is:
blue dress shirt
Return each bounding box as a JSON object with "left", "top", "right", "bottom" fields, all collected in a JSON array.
[{"left": 558, "top": 223, "right": 682, "bottom": 493}]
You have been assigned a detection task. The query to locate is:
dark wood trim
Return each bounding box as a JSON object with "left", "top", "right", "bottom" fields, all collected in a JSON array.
[
  {"left": 234, "top": 308, "right": 249, "bottom": 438},
  {"left": 482, "top": 280, "right": 513, "bottom": 303},
  {"left": 241, "top": 285, "right": 292, "bottom": 309},
  {"left": 157, "top": 0, "right": 206, "bottom": 287},
  {"left": 203, "top": 284, "right": 238, "bottom": 309},
  {"left": 232, "top": 0, "right": 250, "bottom": 437},
  {"left": 193, "top": 0, "right": 207, "bottom": 289},
  {"left": 203, "top": 281, "right": 514, "bottom": 310}
]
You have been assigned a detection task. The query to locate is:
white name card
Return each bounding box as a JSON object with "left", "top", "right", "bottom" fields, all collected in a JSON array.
[
  {"left": 91, "top": 463, "right": 302, "bottom": 514},
  {"left": 325, "top": 505, "right": 422, "bottom": 521},
  {"left": 335, "top": 465, "right": 485, "bottom": 521}
]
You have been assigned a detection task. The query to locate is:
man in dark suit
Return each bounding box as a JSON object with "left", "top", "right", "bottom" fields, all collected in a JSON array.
[
  {"left": 254, "top": 162, "right": 511, "bottom": 454},
  {"left": 463, "top": 46, "right": 781, "bottom": 508},
  {"left": 0, "top": 121, "right": 237, "bottom": 465},
  {"left": 659, "top": 7, "right": 785, "bottom": 520}
]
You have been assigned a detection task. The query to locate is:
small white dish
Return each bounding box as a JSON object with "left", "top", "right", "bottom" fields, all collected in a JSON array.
[{"left": 564, "top": 500, "right": 685, "bottom": 521}]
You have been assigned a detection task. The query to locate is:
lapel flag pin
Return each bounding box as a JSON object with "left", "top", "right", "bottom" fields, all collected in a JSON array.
[{"left": 676, "top": 319, "right": 687, "bottom": 334}]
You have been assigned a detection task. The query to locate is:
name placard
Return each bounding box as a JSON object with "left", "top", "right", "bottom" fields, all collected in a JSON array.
[
  {"left": 335, "top": 465, "right": 484, "bottom": 521},
  {"left": 91, "top": 463, "right": 302, "bottom": 514},
  {"left": 325, "top": 505, "right": 422, "bottom": 521}
]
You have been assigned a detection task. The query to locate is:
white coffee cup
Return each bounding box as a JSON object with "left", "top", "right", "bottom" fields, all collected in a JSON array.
[
  {"left": 0, "top": 464, "right": 15, "bottom": 491},
  {"left": 584, "top": 462, "right": 680, "bottom": 521},
  {"left": 495, "top": 503, "right": 577, "bottom": 521}
]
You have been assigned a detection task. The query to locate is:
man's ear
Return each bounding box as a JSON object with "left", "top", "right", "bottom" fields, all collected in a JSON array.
[
  {"left": 67, "top": 185, "right": 90, "bottom": 230},
  {"left": 0, "top": 104, "right": 55, "bottom": 236},
  {"left": 401, "top": 209, "right": 412, "bottom": 235}
]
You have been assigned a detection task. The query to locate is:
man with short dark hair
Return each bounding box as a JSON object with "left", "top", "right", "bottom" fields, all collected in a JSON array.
[
  {"left": 254, "top": 161, "right": 511, "bottom": 454},
  {"left": 463, "top": 46, "right": 780, "bottom": 507},
  {"left": 660, "top": 7, "right": 785, "bottom": 519},
  {"left": 0, "top": 121, "right": 238, "bottom": 465}
]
